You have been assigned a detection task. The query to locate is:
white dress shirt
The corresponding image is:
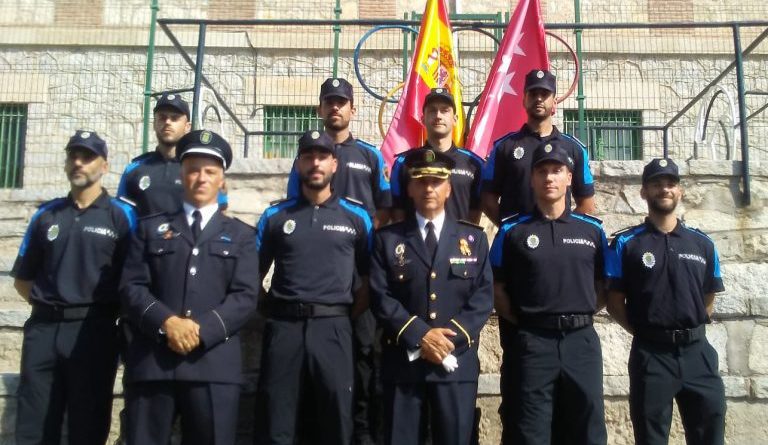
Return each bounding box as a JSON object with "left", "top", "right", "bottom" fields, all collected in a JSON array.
[
  {"left": 183, "top": 201, "right": 219, "bottom": 231},
  {"left": 415, "top": 210, "right": 446, "bottom": 242}
]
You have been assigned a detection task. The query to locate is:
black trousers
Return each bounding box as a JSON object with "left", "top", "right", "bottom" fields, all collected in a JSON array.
[
  {"left": 507, "top": 326, "right": 606, "bottom": 445},
  {"left": 498, "top": 317, "right": 518, "bottom": 445},
  {"left": 629, "top": 336, "right": 726, "bottom": 445},
  {"left": 352, "top": 309, "right": 378, "bottom": 444},
  {"left": 125, "top": 380, "right": 240, "bottom": 445},
  {"left": 254, "top": 316, "right": 354, "bottom": 445},
  {"left": 16, "top": 316, "right": 119, "bottom": 445},
  {"left": 382, "top": 379, "right": 478, "bottom": 445}
]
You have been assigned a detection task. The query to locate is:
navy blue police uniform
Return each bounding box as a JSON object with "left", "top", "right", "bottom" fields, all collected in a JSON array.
[
  {"left": 286, "top": 78, "right": 390, "bottom": 445},
  {"left": 482, "top": 70, "right": 595, "bottom": 444},
  {"left": 11, "top": 130, "right": 137, "bottom": 444},
  {"left": 254, "top": 130, "right": 373, "bottom": 445},
  {"left": 370, "top": 149, "right": 494, "bottom": 445},
  {"left": 607, "top": 158, "right": 726, "bottom": 445},
  {"left": 490, "top": 144, "right": 608, "bottom": 445},
  {"left": 118, "top": 92, "right": 227, "bottom": 216},
  {"left": 119, "top": 130, "right": 259, "bottom": 445}
]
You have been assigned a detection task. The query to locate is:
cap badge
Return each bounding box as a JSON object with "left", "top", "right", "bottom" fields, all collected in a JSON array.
[
  {"left": 536, "top": 70, "right": 545, "bottom": 79},
  {"left": 80, "top": 131, "right": 91, "bottom": 139},
  {"left": 167, "top": 94, "right": 176, "bottom": 100},
  {"left": 659, "top": 159, "right": 668, "bottom": 167},
  {"left": 139, "top": 175, "right": 151, "bottom": 191},
  {"left": 283, "top": 219, "right": 296, "bottom": 235},
  {"left": 435, "top": 88, "right": 444, "bottom": 93},
  {"left": 156, "top": 223, "right": 170, "bottom": 234},
  {"left": 46, "top": 224, "right": 59, "bottom": 241},
  {"left": 459, "top": 238, "right": 472, "bottom": 256},
  {"left": 332, "top": 79, "right": 340, "bottom": 87},
  {"left": 200, "top": 131, "right": 212, "bottom": 144},
  {"left": 311, "top": 131, "right": 320, "bottom": 140},
  {"left": 544, "top": 144, "right": 553, "bottom": 153},
  {"left": 526, "top": 234, "right": 540, "bottom": 249},
  {"left": 513, "top": 146, "right": 525, "bottom": 160},
  {"left": 568, "top": 156, "right": 574, "bottom": 165},
  {"left": 642, "top": 252, "right": 656, "bottom": 269},
  {"left": 425, "top": 149, "right": 435, "bottom": 163}
]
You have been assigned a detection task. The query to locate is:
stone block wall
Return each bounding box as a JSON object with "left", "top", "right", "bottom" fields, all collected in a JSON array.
[{"left": 0, "top": 159, "right": 766, "bottom": 443}]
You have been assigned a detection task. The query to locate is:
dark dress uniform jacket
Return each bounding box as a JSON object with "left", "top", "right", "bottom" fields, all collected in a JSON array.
[
  {"left": 119, "top": 209, "right": 259, "bottom": 384},
  {"left": 370, "top": 218, "right": 493, "bottom": 383}
]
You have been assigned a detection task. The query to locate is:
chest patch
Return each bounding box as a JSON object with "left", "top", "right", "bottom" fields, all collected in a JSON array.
[
  {"left": 679, "top": 253, "right": 706, "bottom": 265},
  {"left": 562, "top": 238, "right": 595, "bottom": 249},
  {"left": 526, "top": 234, "right": 539, "bottom": 249},
  {"left": 513, "top": 146, "right": 525, "bottom": 160},
  {"left": 47, "top": 224, "right": 60, "bottom": 241},
  {"left": 139, "top": 175, "right": 151, "bottom": 190},
  {"left": 83, "top": 226, "right": 118, "bottom": 239},
  {"left": 283, "top": 219, "right": 296, "bottom": 235},
  {"left": 346, "top": 162, "right": 372, "bottom": 173},
  {"left": 642, "top": 252, "right": 656, "bottom": 269},
  {"left": 323, "top": 224, "right": 356, "bottom": 235}
]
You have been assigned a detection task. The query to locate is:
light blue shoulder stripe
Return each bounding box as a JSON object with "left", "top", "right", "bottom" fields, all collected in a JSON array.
[
  {"left": 255, "top": 198, "right": 298, "bottom": 251},
  {"left": 560, "top": 133, "right": 594, "bottom": 185},
  {"left": 683, "top": 225, "right": 723, "bottom": 278},
  {"left": 609, "top": 225, "right": 647, "bottom": 279},
  {"left": 489, "top": 214, "right": 532, "bottom": 268},
  {"left": 117, "top": 159, "right": 145, "bottom": 197},
  {"left": 482, "top": 132, "right": 518, "bottom": 182},
  {"left": 111, "top": 198, "right": 138, "bottom": 233},
  {"left": 339, "top": 198, "right": 374, "bottom": 251},
  {"left": 18, "top": 198, "right": 67, "bottom": 257},
  {"left": 390, "top": 155, "right": 407, "bottom": 198},
  {"left": 357, "top": 140, "right": 391, "bottom": 192},
  {"left": 571, "top": 213, "right": 603, "bottom": 231}
]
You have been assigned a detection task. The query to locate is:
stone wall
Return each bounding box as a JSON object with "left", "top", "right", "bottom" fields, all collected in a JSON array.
[{"left": 0, "top": 159, "right": 766, "bottom": 443}]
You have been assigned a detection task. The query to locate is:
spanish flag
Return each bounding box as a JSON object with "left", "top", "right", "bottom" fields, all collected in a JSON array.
[{"left": 380, "top": 0, "right": 465, "bottom": 167}]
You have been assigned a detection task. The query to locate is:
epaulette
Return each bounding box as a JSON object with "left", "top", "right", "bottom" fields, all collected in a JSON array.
[
  {"left": 233, "top": 217, "right": 255, "bottom": 230},
  {"left": 457, "top": 219, "right": 484, "bottom": 230},
  {"left": 611, "top": 225, "right": 636, "bottom": 237},
  {"left": 343, "top": 196, "right": 365, "bottom": 207},
  {"left": 118, "top": 196, "right": 137, "bottom": 207},
  {"left": 269, "top": 197, "right": 292, "bottom": 206},
  {"left": 560, "top": 133, "right": 587, "bottom": 148},
  {"left": 130, "top": 151, "right": 154, "bottom": 163},
  {"left": 139, "top": 211, "right": 168, "bottom": 221},
  {"left": 500, "top": 213, "right": 519, "bottom": 224},
  {"left": 356, "top": 139, "right": 377, "bottom": 150},
  {"left": 574, "top": 212, "right": 602, "bottom": 224}
]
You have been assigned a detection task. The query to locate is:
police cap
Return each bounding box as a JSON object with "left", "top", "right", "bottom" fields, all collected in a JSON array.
[
  {"left": 404, "top": 148, "right": 455, "bottom": 179},
  {"left": 423, "top": 87, "right": 455, "bottom": 110},
  {"left": 65, "top": 130, "right": 108, "bottom": 159},
  {"left": 531, "top": 141, "right": 573, "bottom": 171},
  {"left": 319, "top": 78, "right": 354, "bottom": 103},
  {"left": 524, "top": 69, "right": 556, "bottom": 93},
  {"left": 154, "top": 92, "right": 190, "bottom": 119},
  {"left": 642, "top": 158, "right": 680, "bottom": 184},
  {"left": 176, "top": 129, "right": 233, "bottom": 170},
  {"left": 298, "top": 130, "right": 336, "bottom": 156}
]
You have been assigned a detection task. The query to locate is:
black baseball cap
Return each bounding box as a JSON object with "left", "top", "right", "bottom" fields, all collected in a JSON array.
[
  {"left": 176, "top": 130, "right": 233, "bottom": 170},
  {"left": 298, "top": 130, "right": 336, "bottom": 156},
  {"left": 404, "top": 148, "right": 456, "bottom": 179},
  {"left": 65, "top": 130, "right": 108, "bottom": 159},
  {"left": 154, "top": 92, "right": 190, "bottom": 119},
  {"left": 642, "top": 158, "right": 680, "bottom": 184},
  {"left": 319, "top": 78, "right": 354, "bottom": 103},
  {"left": 423, "top": 87, "right": 455, "bottom": 110},
  {"left": 531, "top": 141, "right": 574, "bottom": 171},
  {"left": 524, "top": 69, "right": 556, "bottom": 93}
]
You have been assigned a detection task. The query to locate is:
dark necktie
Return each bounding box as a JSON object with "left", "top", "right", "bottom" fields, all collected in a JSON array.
[
  {"left": 425, "top": 221, "right": 438, "bottom": 261},
  {"left": 192, "top": 210, "right": 202, "bottom": 242}
]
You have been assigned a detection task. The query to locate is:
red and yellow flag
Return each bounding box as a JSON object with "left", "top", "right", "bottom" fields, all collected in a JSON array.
[{"left": 380, "top": 0, "right": 465, "bottom": 167}]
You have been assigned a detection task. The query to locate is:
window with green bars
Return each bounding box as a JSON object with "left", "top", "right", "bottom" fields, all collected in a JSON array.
[
  {"left": 0, "top": 104, "right": 26, "bottom": 188},
  {"left": 263, "top": 105, "right": 322, "bottom": 158},
  {"left": 563, "top": 110, "right": 643, "bottom": 160}
]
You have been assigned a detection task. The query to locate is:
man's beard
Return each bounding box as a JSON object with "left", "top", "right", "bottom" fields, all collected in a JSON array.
[
  {"left": 301, "top": 171, "right": 332, "bottom": 190},
  {"left": 648, "top": 195, "right": 678, "bottom": 215},
  {"left": 324, "top": 116, "right": 349, "bottom": 132}
]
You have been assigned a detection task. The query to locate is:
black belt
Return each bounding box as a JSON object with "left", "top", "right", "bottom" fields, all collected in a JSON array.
[
  {"left": 635, "top": 325, "right": 705, "bottom": 345},
  {"left": 519, "top": 313, "right": 593, "bottom": 331},
  {"left": 31, "top": 304, "right": 118, "bottom": 321},
  {"left": 266, "top": 300, "right": 350, "bottom": 319}
]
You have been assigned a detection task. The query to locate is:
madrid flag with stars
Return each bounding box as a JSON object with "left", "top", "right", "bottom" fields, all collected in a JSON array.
[
  {"left": 464, "top": 0, "right": 549, "bottom": 159},
  {"left": 380, "top": 0, "right": 465, "bottom": 167}
]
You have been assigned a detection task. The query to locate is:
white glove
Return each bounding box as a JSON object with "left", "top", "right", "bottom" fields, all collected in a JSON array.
[{"left": 442, "top": 354, "right": 458, "bottom": 373}]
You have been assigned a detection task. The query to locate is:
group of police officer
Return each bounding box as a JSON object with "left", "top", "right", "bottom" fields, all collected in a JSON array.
[{"left": 11, "top": 69, "right": 726, "bottom": 445}]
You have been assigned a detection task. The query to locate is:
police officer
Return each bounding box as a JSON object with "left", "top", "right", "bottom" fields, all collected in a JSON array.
[
  {"left": 481, "top": 69, "right": 596, "bottom": 443},
  {"left": 606, "top": 158, "right": 726, "bottom": 445},
  {"left": 490, "top": 142, "right": 608, "bottom": 444},
  {"left": 390, "top": 88, "right": 484, "bottom": 224},
  {"left": 254, "top": 130, "right": 373, "bottom": 445},
  {"left": 118, "top": 92, "right": 227, "bottom": 216},
  {"left": 119, "top": 130, "right": 259, "bottom": 445},
  {"left": 11, "top": 130, "right": 136, "bottom": 444},
  {"left": 286, "top": 77, "right": 391, "bottom": 445},
  {"left": 369, "top": 148, "right": 493, "bottom": 445}
]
